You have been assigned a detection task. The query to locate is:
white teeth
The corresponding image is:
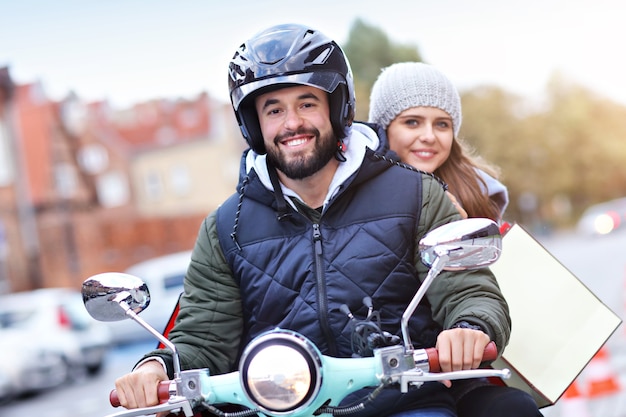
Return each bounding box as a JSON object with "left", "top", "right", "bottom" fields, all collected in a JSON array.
[
  {"left": 416, "top": 151, "right": 434, "bottom": 157},
  {"left": 285, "top": 138, "right": 308, "bottom": 146}
]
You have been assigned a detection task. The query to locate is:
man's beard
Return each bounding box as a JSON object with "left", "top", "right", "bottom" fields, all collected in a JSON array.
[{"left": 266, "top": 127, "right": 337, "bottom": 180}]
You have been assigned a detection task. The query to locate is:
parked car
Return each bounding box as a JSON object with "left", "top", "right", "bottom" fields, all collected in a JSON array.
[
  {"left": 576, "top": 197, "right": 626, "bottom": 236},
  {"left": 105, "top": 250, "right": 190, "bottom": 345},
  {"left": 0, "top": 288, "right": 112, "bottom": 399}
]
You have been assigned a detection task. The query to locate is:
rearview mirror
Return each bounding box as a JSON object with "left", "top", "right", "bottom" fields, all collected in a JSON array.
[
  {"left": 81, "top": 271, "right": 182, "bottom": 377},
  {"left": 419, "top": 217, "right": 502, "bottom": 271},
  {"left": 82, "top": 272, "right": 151, "bottom": 322}
]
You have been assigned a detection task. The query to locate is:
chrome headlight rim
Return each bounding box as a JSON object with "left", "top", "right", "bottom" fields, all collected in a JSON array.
[{"left": 239, "top": 329, "right": 322, "bottom": 415}]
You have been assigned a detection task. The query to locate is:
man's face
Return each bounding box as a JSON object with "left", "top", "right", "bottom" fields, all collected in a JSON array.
[{"left": 255, "top": 85, "right": 336, "bottom": 180}]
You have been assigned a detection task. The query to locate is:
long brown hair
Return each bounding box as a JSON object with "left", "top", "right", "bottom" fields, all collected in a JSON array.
[{"left": 435, "top": 139, "right": 502, "bottom": 221}]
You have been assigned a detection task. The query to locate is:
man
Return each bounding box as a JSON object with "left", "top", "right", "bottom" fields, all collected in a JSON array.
[{"left": 114, "top": 23, "right": 510, "bottom": 417}]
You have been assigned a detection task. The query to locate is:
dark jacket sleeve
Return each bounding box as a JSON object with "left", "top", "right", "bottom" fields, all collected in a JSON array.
[
  {"left": 138, "top": 211, "right": 243, "bottom": 377},
  {"left": 416, "top": 175, "right": 511, "bottom": 353}
]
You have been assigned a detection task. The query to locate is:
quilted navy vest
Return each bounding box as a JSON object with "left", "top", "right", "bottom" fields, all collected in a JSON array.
[{"left": 216, "top": 148, "right": 442, "bottom": 357}]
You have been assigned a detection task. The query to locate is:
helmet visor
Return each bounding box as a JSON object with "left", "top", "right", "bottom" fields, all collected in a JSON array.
[{"left": 231, "top": 71, "right": 346, "bottom": 111}]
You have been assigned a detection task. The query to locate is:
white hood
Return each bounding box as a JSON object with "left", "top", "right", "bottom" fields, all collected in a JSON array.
[
  {"left": 245, "top": 122, "right": 380, "bottom": 209},
  {"left": 476, "top": 168, "right": 509, "bottom": 216}
]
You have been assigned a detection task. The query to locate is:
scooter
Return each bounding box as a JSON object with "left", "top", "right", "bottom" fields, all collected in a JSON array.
[{"left": 82, "top": 218, "right": 511, "bottom": 417}]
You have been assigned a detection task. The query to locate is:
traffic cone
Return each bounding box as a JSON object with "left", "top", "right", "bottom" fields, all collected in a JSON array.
[
  {"left": 559, "top": 380, "right": 591, "bottom": 417},
  {"left": 585, "top": 347, "right": 621, "bottom": 398}
]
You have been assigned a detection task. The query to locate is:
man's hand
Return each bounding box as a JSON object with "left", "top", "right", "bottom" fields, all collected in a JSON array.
[
  {"left": 436, "top": 327, "right": 490, "bottom": 375},
  {"left": 114, "top": 360, "right": 169, "bottom": 410}
]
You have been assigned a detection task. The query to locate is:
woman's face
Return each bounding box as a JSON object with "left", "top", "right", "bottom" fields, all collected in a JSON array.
[{"left": 386, "top": 106, "right": 454, "bottom": 173}]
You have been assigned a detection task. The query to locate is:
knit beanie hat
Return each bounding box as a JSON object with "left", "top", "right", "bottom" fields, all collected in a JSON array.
[{"left": 369, "top": 62, "right": 462, "bottom": 137}]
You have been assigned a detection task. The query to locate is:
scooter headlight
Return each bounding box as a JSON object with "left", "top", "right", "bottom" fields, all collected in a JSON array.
[{"left": 240, "top": 330, "right": 322, "bottom": 414}]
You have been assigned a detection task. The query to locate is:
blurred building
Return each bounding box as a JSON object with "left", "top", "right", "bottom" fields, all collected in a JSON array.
[{"left": 0, "top": 67, "right": 244, "bottom": 293}]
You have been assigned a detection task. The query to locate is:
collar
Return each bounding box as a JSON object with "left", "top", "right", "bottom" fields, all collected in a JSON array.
[{"left": 246, "top": 123, "right": 380, "bottom": 210}]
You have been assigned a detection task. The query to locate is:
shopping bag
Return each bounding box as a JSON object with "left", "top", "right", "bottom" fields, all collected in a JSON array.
[{"left": 490, "top": 224, "right": 622, "bottom": 407}]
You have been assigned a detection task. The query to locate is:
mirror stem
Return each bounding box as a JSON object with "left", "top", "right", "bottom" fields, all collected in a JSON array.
[
  {"left": 401, "top": 253, "right": 449, "bottom": 353},
  {"left": 120, "top": 300, "right": 182, "bottom": 378}
]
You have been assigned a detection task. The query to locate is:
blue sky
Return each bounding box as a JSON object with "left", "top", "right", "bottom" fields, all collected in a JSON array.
[{"left": 1, "top": 0, "right": 624, "bottom": 108}]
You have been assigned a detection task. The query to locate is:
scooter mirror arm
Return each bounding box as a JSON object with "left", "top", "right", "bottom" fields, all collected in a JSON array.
[
  {"left": 401, "top": 252, "right": 449, "bottom": 353},
  {"left": 117, "top": 298, "right": 182, "bottom": 379}
]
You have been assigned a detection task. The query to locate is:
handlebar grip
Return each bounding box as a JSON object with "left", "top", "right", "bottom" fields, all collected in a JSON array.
[
  {"left": 425, "top": 341, "right": 497, "bottom": 372},
  {"left": 109, "top": 381, "right": 172, "bottom": 407}
]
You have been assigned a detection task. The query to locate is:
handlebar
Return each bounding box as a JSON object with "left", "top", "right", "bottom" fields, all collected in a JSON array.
[{"left": 109, "top": 341, "right": 498, "bottom": 408}]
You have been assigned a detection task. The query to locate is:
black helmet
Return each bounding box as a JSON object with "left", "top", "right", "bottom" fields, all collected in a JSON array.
[{"left": 228, "top": 23, "right": 356, "bottom": 154}]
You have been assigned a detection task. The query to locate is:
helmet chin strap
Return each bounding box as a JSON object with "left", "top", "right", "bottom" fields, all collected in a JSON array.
[{"left": 266, "top": 158, "right": 292, "bottom": 221}]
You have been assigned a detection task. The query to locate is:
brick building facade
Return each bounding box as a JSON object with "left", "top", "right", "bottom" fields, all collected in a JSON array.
[{"left": 0, "top": 67, "right": 243, "bottom": 293}]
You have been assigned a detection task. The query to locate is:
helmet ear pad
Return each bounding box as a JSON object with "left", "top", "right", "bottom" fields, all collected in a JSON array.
[
  {"left": 238, "top": 85, "right": 354, "bottom": 155},
  {"left": 236, "top": 101, "right": 264, "bottom": 154},
  {"left": 329, "top": 83, "right": 354, "bottom": 140}
]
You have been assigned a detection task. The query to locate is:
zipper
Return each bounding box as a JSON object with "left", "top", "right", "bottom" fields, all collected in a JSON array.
[{"left": 312, "top": 223, "right": 337, "bottom": 355}]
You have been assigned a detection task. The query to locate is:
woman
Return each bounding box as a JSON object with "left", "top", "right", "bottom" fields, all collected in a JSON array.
[
  {"left": 369, "top": 62, "right": 507, "bottom": 223},
  {"left": 369, "top": 62, "right": 541, "bottom": 417}
]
